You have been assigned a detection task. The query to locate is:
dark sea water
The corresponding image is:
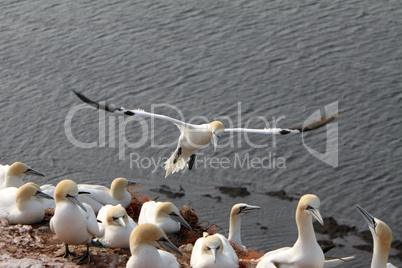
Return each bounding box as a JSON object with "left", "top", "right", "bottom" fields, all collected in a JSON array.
[{"left": 0, "top": 1, "right": 401, "bottom": 267}]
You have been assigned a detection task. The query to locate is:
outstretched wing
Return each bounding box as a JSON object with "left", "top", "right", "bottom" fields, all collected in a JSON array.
[
  {"left": 73, "top": 91, "right": 197, "bottom": 130},
  {"left": 225, "top": 113, "right": 339, "bottom": 135}
]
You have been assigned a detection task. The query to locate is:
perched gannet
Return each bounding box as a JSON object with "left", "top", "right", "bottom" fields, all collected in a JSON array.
[
  {"left": 0, "top": 162, "right": 45, "bottom": 189},
  {"left": 40, "top": 177, "right": 135, "bottom": 213},
  {"left": 96, "top": 204, "right": 137, "bottom": 248},
  {"left": 126, "top": 223, "right": 182, "bottom": 268},
  {"left": 78, "top": 177, "right": 136, "bottom": 213},
  {"left": 228, "top": 203, "right": 260, "bottom": 250},
  {"left": 138, "top": 201, "right": 191, "bottom": 234},
  {"left": 39, "top": 184, "right": 57, "bottom": 208},
  {"left": 50, "top": 179, "right": 99, "bottom": 265},
  {"left": 74, "top": 91, "right": 339, "bottom": 177},
  {"left": 191, "top": 233, "right": 239, "bottom": 268},
  {"left": 356, "top": 205, "right": 397, "bottom": 268},
  {"left": 256, "top": 194, "right": 325, "bottom": 268},
  {"left": 0, "top": 183, "right": 53, "bottom": 224}
]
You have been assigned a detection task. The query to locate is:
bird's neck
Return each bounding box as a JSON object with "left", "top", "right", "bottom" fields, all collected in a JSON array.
[
  {"left": 295, "top": 208, "right": 317, "bottom": 244},
  {"left": 110, "top": 186, "right": 125, "bottom": 200},
  {"left": 371, "top": 237, "right": 391, "bottom": 268},
  {"left": 16, "top": 198, "right": 31, "bottom": 211},
  {"left": 131, "top": 243, "right": 158, "bottom": 256},
  {"left": 5, "top": 174, "right": 23, "bottom": 187},
  {"left": 228, "top": 215, "right": 242, "bottom": 247}
]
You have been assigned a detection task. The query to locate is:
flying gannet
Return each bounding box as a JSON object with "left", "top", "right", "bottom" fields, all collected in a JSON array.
[
  {"left": 228, "top": 203, "right": 261, "bottom": 250},
  {"left": 126, "top": 223, "right": 182, "bottom": 268},
  {"left": 0, "top": 183, "right": 53, "bottom": 224},
  {"left": 96, "top": 204, "right": 137, "bottom": 248},
  {"left": 138, "top": 201, "right": 191, "bottom": 234},
  {"left": 356, "top": 205, "right": 397, "bottom": 268},
  {"left": 50, "top": 179, "right": 99, "bottom": 265},
  {"left": 191, "top": 233, "right": 239, "bottom": 268},
  {"left": 73, "top": 91, "right": 339, "bottom": 177},
  {"left": 0, "top": 162, "right": 45, "bottom": 189}
]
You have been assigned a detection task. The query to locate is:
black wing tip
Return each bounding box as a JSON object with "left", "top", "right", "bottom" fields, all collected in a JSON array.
[
  {"left": 290, "top": 112, "right": 340, "bottom": 133},
  {"left": 72, "top": 90, "right": 99, "bottom": 107},
  {"left": 321, "top": 244, "right": 336, "bottom": 254},
  {"left": 72, "top": 90, "right": 121, "bottom": 113}
]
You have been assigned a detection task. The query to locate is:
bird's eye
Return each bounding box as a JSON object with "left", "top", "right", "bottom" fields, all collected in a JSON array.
[
  {"left": 159, "top": 237, "right": 168, "bottom": 242},
  {"left": 216, "top": 245, "right": 220, "bottom": 250},
  {"left": 206, "top": 246, "right": 211, "bottom": 250}
]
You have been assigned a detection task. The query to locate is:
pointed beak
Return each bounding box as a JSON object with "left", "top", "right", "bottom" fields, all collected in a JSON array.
[
  {"left": 240, "top": 205, "right": 261, "bottom": 214},
  {"left": 356, "top": 205, "right": 376, "bottom": 230},
  {"left": 66, "top": 194, "right": 87, "bottom": 212},
  {"left": 170, "top": 212, "right": 192, "bottom": 230},
  {"left": 211, "top": 248, "right": 217, "bottom": 263},
  {"left": 157, "top": 237, "right": 183, "bottom": 256},
  {"left": 308, "top": 207, "right": 324, "bottom": 226},
  {"left": 115, "top": 217, "right": 127, "bottom": 229},
  {"left": 127, "top": 181, "right": 136, "bottom": 187},
  {"left": 24, "top": 168, "right": 45, "bottom": 177},
  {"left": 35, "top": 190, "right": 54, "bottom": 200},
  {"left": 212, "top": 134, "right": 221, "bottom": 152}
]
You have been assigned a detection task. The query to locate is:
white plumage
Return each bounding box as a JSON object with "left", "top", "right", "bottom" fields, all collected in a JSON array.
[
  {"left": 126, "top": 223, "right": 182, "bottom": 268},
  {"left": 138, "top": 201, "right": 191, "bottom": 234},
  {"left": 74, "top": 91, "right": 339, "bottom": 177},
  {"left": 191, "top": 233, "right": 239, "bottom": 268},
  {"left": 78, "top": 177, "right": 134, "bottom": 213},
  {"left": 40, "top": 177, "right": 134, "bottom": 213},
  {"left": 256, "top": 194, "right": 325, "bottom": 268},
  {"left": 96, "top": 204, "right": 137, "bottom": 248},
  {"left": 227, "top": 203, "right": 260, "bottom": 250},
  {"left": 0, "top": 183, "right": 52, "bottom": 224},
  {"left": 356, "top": 205, "right": 396, "bottom": 268},
  {"left": 50, "top": 179, "right": 100, "bottom": 265},
  {"left": 0, "top": 162, "right": 45, "bottom": 189}
]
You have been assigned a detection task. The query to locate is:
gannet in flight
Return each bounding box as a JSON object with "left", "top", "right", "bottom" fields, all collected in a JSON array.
[
  {"left": 126, "top": 223, "right": 182, "bottom": 268},
  {"left": 73, "top": 91, "right": 339, "bottom": 177},
  {"left": 0, "top": 162, "right": 45, "bottom": 189},
  {"left": 50, "top": 179, "right": 99, "bottom": 265},
  {"left": 356, "top": 205, "right": 397, "bottom": 268},
  {"left": 138, "top": 201, "right": 191, "bottom": 234},
  {"left": 256, "top": 194, "right": 325, "bottom": 268},
  {"left": 228, "top": 203, "right": 261, "bottom": 250},
  {"left": 96, "top": 204, "right": 137, "bottom": 248},
  {"left": 0, "top": 183, "right": 53, "bottom": 224},
  {"left": 191, "top": 233, "right": 239, "bottom": 268}
]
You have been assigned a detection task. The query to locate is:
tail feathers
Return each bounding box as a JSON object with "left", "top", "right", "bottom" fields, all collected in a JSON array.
[{"left": 164, "top": 151, "right": 190, "bottom": 178}]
